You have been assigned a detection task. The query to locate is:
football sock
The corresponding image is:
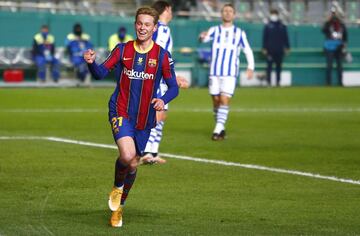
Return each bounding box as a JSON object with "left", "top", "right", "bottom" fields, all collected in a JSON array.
[
  {"left": 144, "top": 126, "right": 157, "bottom": 154},
  {"left": 114, "top": 158, "right": 128, "bottom": 188},
  {"left": 213, "top": 105, "right": 229, "bottom": 134},
  {"left": 151, "top": 121, "right": 164, "bottom": 154},
  {"left": 120, "top": 169, "right": 137, "bottom": 205}
]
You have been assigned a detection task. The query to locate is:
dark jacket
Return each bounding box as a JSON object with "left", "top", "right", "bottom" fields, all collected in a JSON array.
[
  {"left": 262, "top": 20, "right": 290, "bottom": 55},
  {"left": 322, "top": 17, "right": 347, "bottom": 52}
]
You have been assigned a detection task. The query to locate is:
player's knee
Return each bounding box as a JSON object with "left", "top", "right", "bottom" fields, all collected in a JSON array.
[
  {"left": 119, "top": 151, "right": 136, "bottom": 164},
  {"left": 219, "top": 94, "right": 231, "bottom": 105}
]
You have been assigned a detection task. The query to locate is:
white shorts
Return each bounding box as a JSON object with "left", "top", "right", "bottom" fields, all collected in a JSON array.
[
  {"left": 157, "top": 79, "right": 169, "bottom": 110},
  {"left": 209, "top": 76, "right": 236, "bottom": 97}
]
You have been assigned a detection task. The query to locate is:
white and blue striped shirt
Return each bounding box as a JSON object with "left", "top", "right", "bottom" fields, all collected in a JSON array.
[
  {"left": 153, "top": 21, "right": 173, "bottom": 98},
  {"left": 153, "top": 21, "right": 173, "bottom": 53},
  {"left": 202, "top": 25, "right": 254, "bottom": 77}
]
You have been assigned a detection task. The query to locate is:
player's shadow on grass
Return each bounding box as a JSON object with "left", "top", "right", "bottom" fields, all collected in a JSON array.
[{"left": 52, "top": 207, "right": 162, "bottom": 228}]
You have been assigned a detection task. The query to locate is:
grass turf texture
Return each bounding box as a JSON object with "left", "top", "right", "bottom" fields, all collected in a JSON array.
[{"left": 0, "top": 87, "right": 359, "bottom": 235}]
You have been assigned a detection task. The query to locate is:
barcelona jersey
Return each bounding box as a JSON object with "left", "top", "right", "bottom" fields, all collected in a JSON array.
[{"left": 88, "top": 40, "right": 178, "bottom": 130}]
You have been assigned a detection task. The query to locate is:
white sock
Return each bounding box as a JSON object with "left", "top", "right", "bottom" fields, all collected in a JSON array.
[
  {"left": 115, "top": 185, "right": 124, "bottom": 190},
  {"left": 213, "top": 105, "right": 229, "bottom": 134},
  {"left": 151, "top": 121, "right": 164, "bottom": 154},
  {"left": 144, "top": 127, "right": 157, "bottom": 153}
]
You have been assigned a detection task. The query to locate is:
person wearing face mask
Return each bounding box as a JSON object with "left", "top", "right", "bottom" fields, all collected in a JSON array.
[
  {"left": 32, "top": 25, "right": 60, "bottom": 83},
  {"left": 108, "top": 27, "right": 134, "bottom": 52},
  {"left": 65, "top": 23, "right": 93, "bottom": 82},
  {"left": 322, "top": 8, "right": 347, "bottom": 86},
  {"left": 262, "top": 9, "right": 290, "bottom": 86}
]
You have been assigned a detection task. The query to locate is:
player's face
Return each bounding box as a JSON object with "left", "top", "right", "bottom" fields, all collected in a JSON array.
[
  {"left": 166, "top": 6, "right": 173, "bottom": 21},
  {"left": 135, "top": 14, "right": 157, "bottom": 42},
  {"left": 221, "top": 6, "right": 235, "bottom": 23}
]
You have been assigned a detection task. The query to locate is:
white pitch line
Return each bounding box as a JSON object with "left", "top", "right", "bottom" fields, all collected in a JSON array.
[
  {"left": 1, "top": 107, "right": 360, "bottom": 113},
  {"left": 0, "top": 108, "right": 104, "bottom": 113},
  {"left": 1, "top": 136, "right": 360, "bottom": 186}
]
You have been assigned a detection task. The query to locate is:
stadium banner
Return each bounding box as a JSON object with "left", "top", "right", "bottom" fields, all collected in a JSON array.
[{"left": 240, "top": 71, "right": 292, "bottom": 87}]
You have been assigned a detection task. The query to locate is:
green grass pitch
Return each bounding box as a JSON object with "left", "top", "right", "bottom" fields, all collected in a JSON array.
[{"left": 0, "top": 87, "right": 360, "bottom": 235}]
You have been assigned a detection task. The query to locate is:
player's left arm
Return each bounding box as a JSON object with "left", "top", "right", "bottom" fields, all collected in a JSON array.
[
  {"left": 159, "top": 51, "right": 179, "bottom": 105},
  {"left": 85, "top": 45, "right": 121, "bottom": 80},
  {"left": 240, "top": 31, "right": 255, "bottom": 79}
]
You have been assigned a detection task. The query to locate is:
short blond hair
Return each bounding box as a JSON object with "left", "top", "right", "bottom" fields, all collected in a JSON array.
[
  {"left": 222, "top": 3, "right": 235, "bottom": 13},
  {"left": 135, "top": 7, "right": 159, "bottom": 25}
]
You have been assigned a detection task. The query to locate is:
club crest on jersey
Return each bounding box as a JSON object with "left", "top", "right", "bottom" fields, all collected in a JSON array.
[
  {"left": 148, "top": 58, "right": 157, "bottom": 67},
  {"left": 137, "top": 57, "right": 144, "bottom": 65}
]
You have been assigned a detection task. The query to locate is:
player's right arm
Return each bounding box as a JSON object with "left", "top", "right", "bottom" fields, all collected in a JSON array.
[
  {"left": 85, "top": 45, "right": 121, "bottom": 80},
  {"left": 199, "top": 26, "right": 215, "bottom": 43}
]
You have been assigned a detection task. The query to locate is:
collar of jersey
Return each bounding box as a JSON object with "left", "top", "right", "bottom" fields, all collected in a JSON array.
[
  {"left": 221, "top": 24, "right": 234, "bottom": 29},
  {"left": 158, "top": 21, "right": 166, "bottom": 26},
  {"left": 133, "top": 40, "right": 154, "bottom": 54}
]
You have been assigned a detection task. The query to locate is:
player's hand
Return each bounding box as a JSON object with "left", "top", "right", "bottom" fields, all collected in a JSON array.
[
  {"left": 262, "top": 48, "right": 267, "bottom": 55},
  {"left": 84, "top": 49, "right": 96, "bottom": 64},
  {"left": 199, "top": 31, "right": 207, "bottom": 41},
  {"left": 246, "top": 69, "right": 254, "bottom": 80},
  {"left": 151, "top": 98, "right": 165, "bottom": 111},
  {"left": 285, "top": 48, "right": 290, "bottom": 56},
  {"left": 176, "top": 75, "right": 190, "bottom": 89}
]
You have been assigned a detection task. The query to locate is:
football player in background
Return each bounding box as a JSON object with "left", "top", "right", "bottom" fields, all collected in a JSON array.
[
  {"left": 141, "top": 0, "right": 189, "bottom": 165},
  {"left": 199, "top": 3, "right": 254, "bottom": 141}
]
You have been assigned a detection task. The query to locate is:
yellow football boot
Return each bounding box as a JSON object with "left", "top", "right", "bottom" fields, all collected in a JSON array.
[
  {"left": 110, "top": 207, "right": 123, "bottom": 227},
  {"left": 108, "top": 187, "right": 123, "bottom": 211}
]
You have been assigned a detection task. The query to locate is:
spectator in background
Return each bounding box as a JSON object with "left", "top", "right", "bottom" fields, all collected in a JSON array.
[
  {"left": 65, "top": 23, "right": 93, "bottom": 82},
  {"left": 108, "top": 26, "right": 134, "bottom": 52},
  {"left": 262, "top": 9, "right": 290, "bottom": 86},
  {"left": 322, "top": 7, "right": 347, "bottom": 86},
  {"left": 32, "top": 25, "right": 60, "bottom": 83}
]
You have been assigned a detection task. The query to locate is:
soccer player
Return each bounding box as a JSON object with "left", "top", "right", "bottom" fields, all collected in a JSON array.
[
  {"left": 141, "top": 1, "right": 188, "bottom": 164},
  {"left": 84, "top": 7, "right": 179, "bottom": 227},
  {"left": 199, "top": 3, "right": 254, "bottom": 141}
]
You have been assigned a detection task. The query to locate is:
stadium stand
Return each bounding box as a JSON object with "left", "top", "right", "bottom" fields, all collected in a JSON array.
[
  {"left": 290, "top": 1, "right": 305, "bottom": 25},
  {"left": 0, "top": 0, "right": 359, "bottom": 86}
]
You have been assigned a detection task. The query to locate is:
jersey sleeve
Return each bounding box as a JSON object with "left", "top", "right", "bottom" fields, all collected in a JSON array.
[
  {"left": 88, "top": 45, "right": 122, "bottom": 80},
  {"left": 160, "top": 51, "right": 179, "bottom": 104},
  {"left": 202, "top": 26, "right": 216, "bottom": 43},
  {"left": 239, "top": 31, "right": 255, "bottom": 70}
]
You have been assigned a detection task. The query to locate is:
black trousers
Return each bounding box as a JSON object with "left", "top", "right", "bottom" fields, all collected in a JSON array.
[
  {"left": 266, "top": 53, "right": 283, "bottom": 86},
  {"left": 325, "top": 49, "right": 343, "bottom": 86}
]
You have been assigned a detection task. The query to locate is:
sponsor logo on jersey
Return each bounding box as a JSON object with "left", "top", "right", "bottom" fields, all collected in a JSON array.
[
  {"left": 137, "top": 57, "right": 144, "bottom": 65},
  {"left": 123, "top": 68, "right": 154, "bottom": 80}
]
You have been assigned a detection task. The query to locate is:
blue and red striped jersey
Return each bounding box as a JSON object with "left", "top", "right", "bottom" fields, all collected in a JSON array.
[{"left": 88, "top": 40, "right": 178, "bottom": 130}]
